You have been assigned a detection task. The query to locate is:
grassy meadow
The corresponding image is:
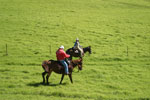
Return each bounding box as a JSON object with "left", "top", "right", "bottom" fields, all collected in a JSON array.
[{"left": 0, "top": 0, "right": 150, "bottom": 99}]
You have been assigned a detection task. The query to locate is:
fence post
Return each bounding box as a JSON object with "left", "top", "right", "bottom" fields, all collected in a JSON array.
[
  {"left": 127, "top": 46, "right": 128, "bottom": 57},
  {"left": 6, "top": 44, "right": 8, "bottom": 56},
  {"left": 50, "top": 45, "right": 51, "bottom": 55}
]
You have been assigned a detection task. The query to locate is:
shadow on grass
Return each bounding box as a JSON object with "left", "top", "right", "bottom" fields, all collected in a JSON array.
[
  {"left": 0, "top": 69, "right": 11, "bottom": 72},
  {"left": 27, "top": 82, "right": 67, "bottom": 87}
]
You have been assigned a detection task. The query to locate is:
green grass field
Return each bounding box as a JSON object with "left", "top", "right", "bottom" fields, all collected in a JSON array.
[{"left": 0, "top": 0, "right": 150, "bottom": 99}]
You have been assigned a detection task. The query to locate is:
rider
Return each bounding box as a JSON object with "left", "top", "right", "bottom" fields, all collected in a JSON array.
[
  {"left": 56, "top": 45, "right": 70, "bottom": 75},
  {"left": 73, "top": 38, "right": 84, "bottom": 57}
]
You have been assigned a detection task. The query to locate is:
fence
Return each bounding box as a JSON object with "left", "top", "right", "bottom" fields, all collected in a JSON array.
[{"left": 1, "top": 43, "right": 149, "bottom": 59}]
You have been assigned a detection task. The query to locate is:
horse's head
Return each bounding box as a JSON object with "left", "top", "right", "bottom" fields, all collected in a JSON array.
[
  {"left": 72, "top": 58, "right": 83, "bottom": 70},
  {"left": 83, "top": 46, "right": 92, "bottom": 54},
  {"left": 88, "top": 46, "right": 92, "bottom": 54}
]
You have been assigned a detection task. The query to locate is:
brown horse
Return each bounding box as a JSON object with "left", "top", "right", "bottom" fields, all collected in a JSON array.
[
  {"left": 66, "top": 46, "right": 92, "bottom": 60},
  {"left": 42, "top": 58, "right": 83, "bottom": 85}
]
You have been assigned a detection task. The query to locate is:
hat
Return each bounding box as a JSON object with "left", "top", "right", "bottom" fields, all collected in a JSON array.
[
  {"left": 76, "top": 38, "right": 79, "bottom": 41},
  {"left": 59, "top": 45, "right": 64, "bottom": 49}
]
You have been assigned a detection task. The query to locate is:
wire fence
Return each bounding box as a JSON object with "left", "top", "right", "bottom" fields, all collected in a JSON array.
[{"left": 1, "top": 43, "right": 149, "bottom": 59}]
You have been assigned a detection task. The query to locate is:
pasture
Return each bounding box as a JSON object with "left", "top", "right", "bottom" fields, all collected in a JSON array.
[{"left": 0, "top": 0, "right": 150, "bottom": 99}]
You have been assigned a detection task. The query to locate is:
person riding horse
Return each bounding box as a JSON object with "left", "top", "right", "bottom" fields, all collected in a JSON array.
[
  {"left": 56, "top": 45, "right": 70, "bottom": 75},
  {"left": 73, "top": 38, "right": 84, "bottom": 57}
]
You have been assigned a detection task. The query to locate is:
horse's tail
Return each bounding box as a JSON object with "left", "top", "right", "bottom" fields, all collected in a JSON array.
[{"left": 42, "top": 60, "right": 52, "bottom": 72}]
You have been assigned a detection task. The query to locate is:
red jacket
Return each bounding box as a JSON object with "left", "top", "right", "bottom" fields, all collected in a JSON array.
[{"left": 56, "top": 49, "right": 70, "bottom": 61}]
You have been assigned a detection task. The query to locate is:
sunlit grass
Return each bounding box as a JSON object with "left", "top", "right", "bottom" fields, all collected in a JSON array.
[{"left": 0, "top": 0, "right": 150, "bottom": 99}]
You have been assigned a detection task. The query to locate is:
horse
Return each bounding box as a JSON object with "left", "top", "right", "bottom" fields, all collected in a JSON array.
[
  {"left": 66, "top": 46, "right": 91, "bottom": 60},
  {"left": 42, "top": 58, "right": 83, "bottom": 85}
]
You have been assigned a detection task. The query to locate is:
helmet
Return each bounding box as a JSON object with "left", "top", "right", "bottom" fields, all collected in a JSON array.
[
  {"left": 59, "top": 45, "right": 64, "bottom": 49},
  {"left": 76, "top": 38, "right": 79, "bottom": 41}
]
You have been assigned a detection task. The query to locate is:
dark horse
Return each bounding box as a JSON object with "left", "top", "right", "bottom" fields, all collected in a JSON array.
[
  {"left": 42, "top": 58, "right": 82, "bottom": 85},
  {"left": 66, "top": 46, "right": 91, "bottom": 60}
]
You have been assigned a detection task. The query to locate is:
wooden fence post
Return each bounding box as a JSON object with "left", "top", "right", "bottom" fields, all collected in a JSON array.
[
  {"left": 6, "top": 44, "right": 8, "bottom": 56},
  {"left": 50, "top": 45, "right": 51, "bottom": 55},
  {"left": 127, "top": 46, "right": 128, "bottom": 57}
]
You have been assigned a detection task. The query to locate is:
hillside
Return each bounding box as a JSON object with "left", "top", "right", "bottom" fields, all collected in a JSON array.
[{"left": 0, "top": 0, "right": 150, "bottom": 99}]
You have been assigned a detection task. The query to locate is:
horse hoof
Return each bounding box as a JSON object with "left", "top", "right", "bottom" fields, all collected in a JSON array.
[{"left": 46, "top": 83, "right": 49, "bottom": 85}]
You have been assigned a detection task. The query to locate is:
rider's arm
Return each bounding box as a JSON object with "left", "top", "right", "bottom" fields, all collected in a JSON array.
[{"left": 62, "top": 51, "right": 70, "bottom": 58}]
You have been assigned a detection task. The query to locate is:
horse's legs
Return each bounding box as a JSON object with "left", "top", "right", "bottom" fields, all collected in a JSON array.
[
  {"left": 78, "top": 57, "right": 82, "bottom": 72},
  {"left": 68, "top": 73, "right": 73, "bottom": 83},
  {"left": 60, "top": 74, "right": 65, "bottom": 84},
  {"left": 46, "top": 71, "right": 52, "bottom": 85},
  {"left": 42, "top": 71, "right": 47, "bottom": 84}
]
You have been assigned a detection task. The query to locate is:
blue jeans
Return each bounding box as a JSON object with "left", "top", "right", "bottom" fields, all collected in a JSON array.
[{"left": 60, "top": 60, "right": 69, "bottom": 74}]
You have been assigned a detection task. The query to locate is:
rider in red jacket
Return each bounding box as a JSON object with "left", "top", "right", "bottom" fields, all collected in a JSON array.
[{"left": 56, "top": 45, "right": 70, "bottom": 74}]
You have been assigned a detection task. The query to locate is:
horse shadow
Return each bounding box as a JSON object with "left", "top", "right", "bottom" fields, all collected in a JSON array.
[{"left": 27, "top": 82, "right": 67, "bottom": 87}]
